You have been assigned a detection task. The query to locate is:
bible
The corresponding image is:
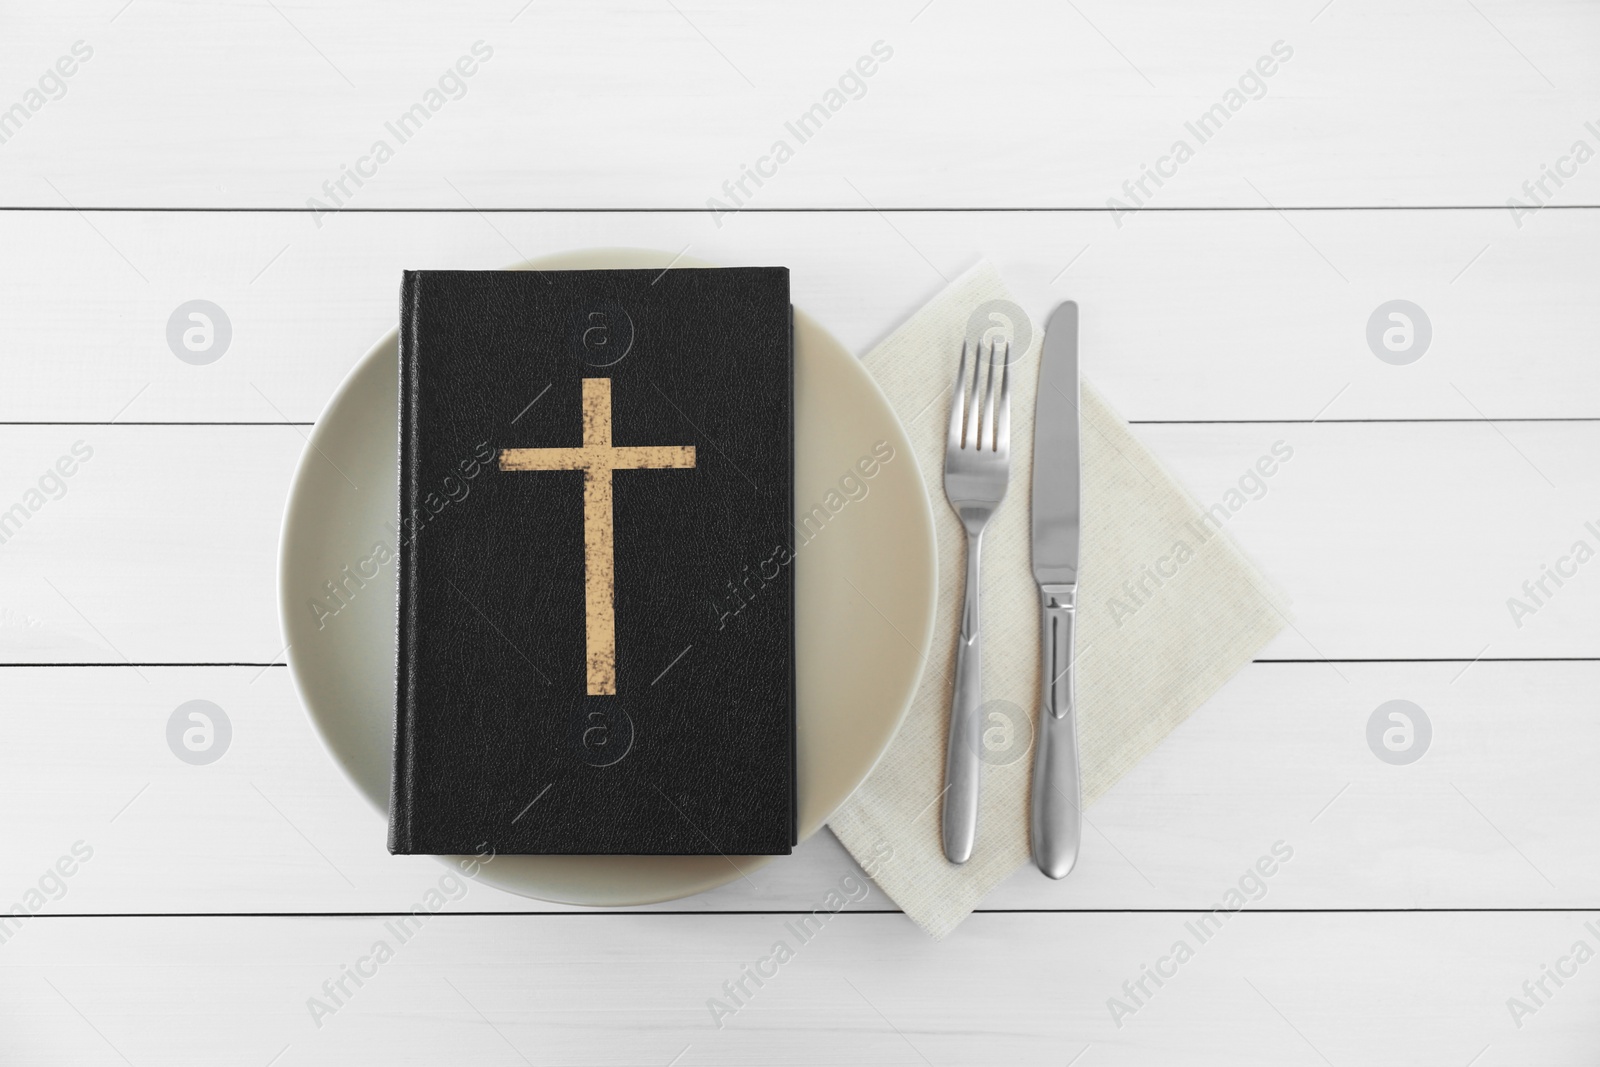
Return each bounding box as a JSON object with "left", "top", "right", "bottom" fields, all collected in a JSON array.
[{"left": 391, "top": 266, "right": 795, "bottom": 855}]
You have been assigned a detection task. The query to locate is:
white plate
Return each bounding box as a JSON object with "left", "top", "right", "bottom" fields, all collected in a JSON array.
[{"left": 277, "top": 248, "right": 936, "bottom": 905}]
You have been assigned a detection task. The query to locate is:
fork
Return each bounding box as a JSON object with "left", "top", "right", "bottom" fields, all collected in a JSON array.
[{"left": 941, "top": 337, "right": 1011, "bottom": 864}]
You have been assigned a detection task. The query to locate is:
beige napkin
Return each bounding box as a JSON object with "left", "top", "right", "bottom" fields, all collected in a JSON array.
[{"left": 827, "top": 261, "right": 1291, "bottom": 938}]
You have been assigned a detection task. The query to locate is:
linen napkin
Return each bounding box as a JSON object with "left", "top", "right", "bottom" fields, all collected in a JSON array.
[{"left": 827, "top": 261, "right": 1291, "bottom": 939}]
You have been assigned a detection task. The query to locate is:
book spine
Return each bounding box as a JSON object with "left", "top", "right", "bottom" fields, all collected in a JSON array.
[
  {"left": 389, "top": 271, "right": 423, "bottom": 854},
  {"left": 787, "top": 300, "right": 798, "bottom": 847}
]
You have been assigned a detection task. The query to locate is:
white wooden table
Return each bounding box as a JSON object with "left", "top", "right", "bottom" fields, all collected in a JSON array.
[{"left": 3, "top": 1, "right": 1598, "bottom": 1062}]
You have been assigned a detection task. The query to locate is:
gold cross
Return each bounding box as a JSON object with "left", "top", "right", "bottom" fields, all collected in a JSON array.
[{"left": 499, "top": 378, "right": 695, "bottom": 696}]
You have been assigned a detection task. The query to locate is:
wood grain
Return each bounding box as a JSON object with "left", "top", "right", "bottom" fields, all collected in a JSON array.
[
  {"left": 2, "top": 1, "right": 1598, "bottom": 209},
  {"left": 0, "top": 208, "right": 1595, "bottom": 423},
  {"left": 0, "top": 422, "right": 1590, "bottom": 664},
  {"left": 1, "top": 912, "right": 1593, "bottom": 1065},
  {"left": 0, "top": 660, "right": 1592, "bottom": 915}
]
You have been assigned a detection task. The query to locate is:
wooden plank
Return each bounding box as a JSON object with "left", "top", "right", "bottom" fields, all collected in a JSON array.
[
  {"left": 0, "top": 426, "right": 295, "bottom": 663},
  {"left": 0, "top": 421, "right": 1591, "bottom": 663},
  {"left": 1, "top": 208, "right": 1595, "bottom": 423},
  {"left": 1, "top": 911, "right": 1593, "bottom": 1063},
  {"left": 4, "top": 2, "right": 1599, "bottom": 209},
  {"left": 0, "top": 660, "right": 1592, "bottom": 914}
]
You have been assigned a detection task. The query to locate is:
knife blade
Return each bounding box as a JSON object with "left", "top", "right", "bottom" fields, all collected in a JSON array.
[{"left": 1030, "top": 301, "right": 1082, "bottom": 879}]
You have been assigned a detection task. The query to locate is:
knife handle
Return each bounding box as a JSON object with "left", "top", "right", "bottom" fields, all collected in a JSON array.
[
  {"left": 942, "top": 529, "right": 985, "bottom": 864},
  {"left": 1031, "top": 583, "right": 1080, "bottom": 879}
]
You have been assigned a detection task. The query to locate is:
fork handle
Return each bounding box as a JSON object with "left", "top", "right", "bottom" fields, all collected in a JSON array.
[
  {"left": 942, "top": 527, "right": 985, "bottom": 864},
  {"left": 1030, "top": 584, "right": 1080, "bottom": 879}
]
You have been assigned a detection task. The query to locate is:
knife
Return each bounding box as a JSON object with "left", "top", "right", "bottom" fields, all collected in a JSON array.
[{"left": 1030, "top": 301, "right": 1082, "bottom": 880}]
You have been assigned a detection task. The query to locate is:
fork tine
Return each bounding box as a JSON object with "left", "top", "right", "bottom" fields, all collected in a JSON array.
[
  {"left": 988, "top": 340, "right": 1003, "bottom": 450},
  {"left": 996, "top": 340, "right": 1011, "bottom": 453},
  {"left": 949, "top": 340, "right": 969, "bottom": 449},
  {"left": 973, "top": 339, "right": 987, "bottom": 449},
  {"left": 964, "top": 337, "right": 983, "bottom": 448},
  {"left": 980, "top": 339, "right": 998, "bottom": 450}
]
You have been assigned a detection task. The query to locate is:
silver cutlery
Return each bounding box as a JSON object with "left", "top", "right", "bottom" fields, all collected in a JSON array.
[
  {"left": 1030, "top": 301, "right": 1082, "bottom": 879},
  {"left": 941, "top": 337, "right": 1011, "bottom": 864}
]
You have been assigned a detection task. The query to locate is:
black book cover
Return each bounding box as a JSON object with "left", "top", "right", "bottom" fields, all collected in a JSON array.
[{"left": 392, "top": 267, "right": 795, "bottom": 856}]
